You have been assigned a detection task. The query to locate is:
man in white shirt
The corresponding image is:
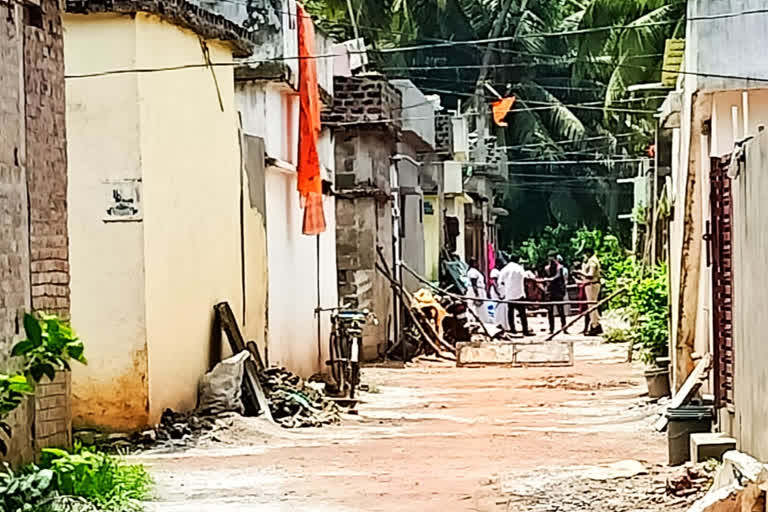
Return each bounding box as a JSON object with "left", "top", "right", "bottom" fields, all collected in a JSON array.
[
  {"left": 466, "top": 258, "right": 488, "bottom": 323},
  {"left": 499, "top": 255, "right": 531, "bottom": 336}
]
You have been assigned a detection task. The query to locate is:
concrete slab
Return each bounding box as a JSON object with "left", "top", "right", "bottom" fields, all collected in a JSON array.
[
  {"left": 455, "top": 340, "right": 574, "bottom": 367},
  {"left": 690, "top": 433, "right": 737, "bottom": 463}
]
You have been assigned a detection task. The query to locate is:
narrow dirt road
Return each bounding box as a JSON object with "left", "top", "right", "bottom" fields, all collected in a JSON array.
[{"left": 143, "top": 336, "right": 671, "bottom": 511}]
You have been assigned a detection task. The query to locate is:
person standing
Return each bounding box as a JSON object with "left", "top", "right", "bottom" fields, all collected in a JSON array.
[
  {"left": 540, "top": 252, "right": 568, "bottom": 334},
  {"left": 466, "top": 258, "right": 488, "bottom": 324},
  {"left": 499, "top": 255, "right": 531, "bottom": 336},
  {"left": 577, "top": 247, "right": 603, "bottom": 336},
  {"left": 489, "top": 264, "right": 509, "bottom": 329}
]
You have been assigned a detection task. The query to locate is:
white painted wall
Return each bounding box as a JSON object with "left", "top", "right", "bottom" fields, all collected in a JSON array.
[{"left": 237, "top": 80, "right": 338, "bottom": 378}]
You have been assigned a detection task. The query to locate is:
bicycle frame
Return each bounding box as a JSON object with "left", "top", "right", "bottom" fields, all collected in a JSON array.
[{"left": 327, "top": 308, "right": 377, "bottom": 399}]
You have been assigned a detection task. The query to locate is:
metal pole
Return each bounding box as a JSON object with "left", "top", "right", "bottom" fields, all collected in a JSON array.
[{"left": 316, "top": 234, "right": 322, "bottom": 372}]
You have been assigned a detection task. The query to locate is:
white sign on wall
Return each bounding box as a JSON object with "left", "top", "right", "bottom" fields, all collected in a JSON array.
[{"left": 103, "top": 179, "right": 142, "bottom": 222}]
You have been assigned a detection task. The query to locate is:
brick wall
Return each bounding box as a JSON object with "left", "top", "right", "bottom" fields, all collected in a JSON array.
[
  {"left": 35, "top": 372, "right": 72, "bottom": 451},
  {"left": 0, "top": 0, "right": 71, "bottom": 465},
  {"left": 0, "top": 3, "right": 29, "bottom": 362},
  {"left": 323, "top": 75, "right": 402, "bottom": 127},
  {"left": 25, "top": 0, "right": 70, "bottom": 316}
]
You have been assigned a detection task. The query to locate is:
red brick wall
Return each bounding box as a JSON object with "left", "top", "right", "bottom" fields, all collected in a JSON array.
[{"left": 24, "top": 0, "right": 70, "bottom": 316}]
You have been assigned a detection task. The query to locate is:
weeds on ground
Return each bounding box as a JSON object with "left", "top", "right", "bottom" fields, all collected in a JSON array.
[
  {"left": 0, "top": 444, "right": 152, "bottom": 512},
  {"left": 40, "top": 444, "right": 152, "bottom": 512}
]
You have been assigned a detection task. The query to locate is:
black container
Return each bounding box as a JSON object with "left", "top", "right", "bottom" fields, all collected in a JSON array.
[{"left": 666, "top": 406, "right": 714, "bottom": 465}]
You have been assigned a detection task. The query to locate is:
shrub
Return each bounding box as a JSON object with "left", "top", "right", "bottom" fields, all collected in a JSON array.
[
  {"left": 629, "top": 264, "right": 669, "bottom": 365},
  {"left": 0, "top": 314, "right": 87, "bottom": 455},
  {"left": 0, "top": 464, "right": 56, "bottom": 512},
  {"left": 40, "top": 445, "right": 152, "bottom": 512}
]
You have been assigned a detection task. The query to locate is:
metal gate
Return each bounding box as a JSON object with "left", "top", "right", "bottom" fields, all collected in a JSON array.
[{"left": 707, "top": 156, "right": 734, "bottom": 406}]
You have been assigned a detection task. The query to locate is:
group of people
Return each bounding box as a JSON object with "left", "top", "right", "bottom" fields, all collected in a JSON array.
[{"left": 464, "top": 248, "right": 603, "bottom": 336}]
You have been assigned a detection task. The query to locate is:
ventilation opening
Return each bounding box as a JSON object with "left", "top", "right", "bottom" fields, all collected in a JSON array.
[{"left": 24, "top": 4, "right": 43, "bottom": 29}]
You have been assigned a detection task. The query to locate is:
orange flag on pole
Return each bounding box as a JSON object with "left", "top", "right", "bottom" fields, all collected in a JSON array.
[
  {"left": 492, "top": 96, "right": 516, "bottom": 127},
  {"left": 297, "top": 3, "right": 326, "bottom": 235}
]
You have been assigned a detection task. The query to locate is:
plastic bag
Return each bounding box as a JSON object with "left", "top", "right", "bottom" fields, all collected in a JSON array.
[{"left": 198, "top": 350, "right": 250, "bottom": 415}]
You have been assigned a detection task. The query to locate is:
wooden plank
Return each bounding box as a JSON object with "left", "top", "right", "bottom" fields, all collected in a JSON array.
[
  {"left": 214, "top": 302, "right": 272, "bottom": 421},
  {"left": 654, "top": 353, "right": 711, "bottom": 431}
]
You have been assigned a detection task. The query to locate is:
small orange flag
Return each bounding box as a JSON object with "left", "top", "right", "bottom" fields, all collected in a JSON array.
[{"left": 492, "top": 96, "right": 516, "bottom": 126}]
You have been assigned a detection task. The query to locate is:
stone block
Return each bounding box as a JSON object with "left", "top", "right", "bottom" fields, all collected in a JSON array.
[
  {"left": 690, "top": 433, "right": 738, "bottom": 463},
  {"left": 456, "top": 340, "right": 575, "bottom": 367}
]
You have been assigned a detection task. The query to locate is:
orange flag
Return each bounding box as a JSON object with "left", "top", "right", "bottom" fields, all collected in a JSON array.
[
  {"left": 492, "top": 96, "right": 516, "bottom": 127},
  {"left": 297, "top": 3, "right": 326, "bottom": 235}
]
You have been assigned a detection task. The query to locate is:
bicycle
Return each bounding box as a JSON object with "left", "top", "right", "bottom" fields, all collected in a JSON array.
[{"left": 326, "top": 307, "right": 378, "bottom": 399}]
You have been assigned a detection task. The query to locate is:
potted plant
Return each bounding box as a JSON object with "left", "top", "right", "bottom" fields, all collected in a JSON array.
[{"left": 630, "top": 266, "right": 671, "bottom": 398}]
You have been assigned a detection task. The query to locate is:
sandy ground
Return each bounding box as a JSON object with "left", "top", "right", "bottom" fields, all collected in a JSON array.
[{"left": 142, "top": 331, "right": 670, "bottom": 512}]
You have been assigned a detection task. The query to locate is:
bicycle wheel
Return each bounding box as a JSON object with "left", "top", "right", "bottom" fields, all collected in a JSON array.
[
  {"left": 349, "top": 362, "right": 360, "bottom": 399},
  {"left": 329, "top": 330, "right": 343, "bottom": 387}
]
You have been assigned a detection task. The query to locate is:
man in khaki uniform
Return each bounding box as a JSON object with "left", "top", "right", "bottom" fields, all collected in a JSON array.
[{"left": 578, "top": 247, "right": 603, "bottom": 336}]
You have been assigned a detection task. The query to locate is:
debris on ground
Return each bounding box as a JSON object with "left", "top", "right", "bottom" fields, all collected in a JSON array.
[
  {"left": 666, "top": 465, "right": 712, "bottom": 498},
  {"left": 494, "top": 462, "right": 714, "bottom": 511},
  {"left": 686, "top": 450, "right": 767, "bottom": 512},
  {"left": 75, "top": 408, "right": 222, "bottom": 452},
  {"left": 259, "top": 366, "right": 341, "bottom": 428}
]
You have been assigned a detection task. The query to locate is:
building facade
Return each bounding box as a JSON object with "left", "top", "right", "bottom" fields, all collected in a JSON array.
[
  {"left": 64, "top": 0, "right": 253, "bottom": 430},
  {"left": 664, "top": 0, "right": 768, "bottom": 462}
]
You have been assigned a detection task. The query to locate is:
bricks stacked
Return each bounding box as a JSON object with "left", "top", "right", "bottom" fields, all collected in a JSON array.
[
  {"left": 25, "top": 0, "right": 70, "bottom": 316},
  {"left": 322, "top": 75, "right": 403, "bottom": 127}
]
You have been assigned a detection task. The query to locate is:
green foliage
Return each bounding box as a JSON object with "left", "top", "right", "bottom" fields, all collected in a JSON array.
[
  {"left": 0, "top": 464, "right": 56, "bottom": 512},
  {"left": 628, "top": 263, "right": 669, "bottom": 365},
  {"left": 0, "top": 446, "right": 152, "bottom": 512},
  {"left": 0, "top": 314, "right": 86, "bottom": 456},
  {"left": 0, "top": 374, "right": 35, "bottom": 456},
  {"left": 40, "top": 446, "right": 152, "bottom": 512},
  {"left": 514, "top": 225, "right": 626, "bottom": 272},
  {"left": 13, "top": 313, "right": 87, "bottom": 383}
]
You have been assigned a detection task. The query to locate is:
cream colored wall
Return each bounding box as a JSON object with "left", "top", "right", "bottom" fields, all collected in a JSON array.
[
  {"left": 424, "top": 194, "right": 440, "bottom": 281},
  {"left": 64, "top": 13, "right": 151, "bottom": 431},
  {"left": 134, "top": 14, "right": 243, "bottom": 423},
  {"left": 242, "top": 174, "right": 268, "bottom": 356}
]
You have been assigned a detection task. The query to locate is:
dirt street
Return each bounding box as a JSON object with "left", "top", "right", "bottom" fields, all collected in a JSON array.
[{"left": 143, "top": 336, "right": 674, "bottom": 511}]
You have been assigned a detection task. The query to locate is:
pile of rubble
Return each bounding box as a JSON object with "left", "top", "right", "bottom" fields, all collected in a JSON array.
[
  {"left": 259, "top": 366, "right": 341, "bottom": 428},
  {"left": 76, "top": 409, "right": 223, "bottom": 452},
  {"left": 495, "top": 462, "right": 713, "bottom": 512}
]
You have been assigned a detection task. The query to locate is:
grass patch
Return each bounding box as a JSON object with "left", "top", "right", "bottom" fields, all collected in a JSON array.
[
  {"left": 40, "top": 445, "right": 152, "bottom": 512},
  {"left": 0, "top": 444, "right": 152, "bottom": 512}
]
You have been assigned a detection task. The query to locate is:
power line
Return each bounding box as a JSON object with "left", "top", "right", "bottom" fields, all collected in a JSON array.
[{"left": 506, "top": 158, "right": 644, "bottom": 166}]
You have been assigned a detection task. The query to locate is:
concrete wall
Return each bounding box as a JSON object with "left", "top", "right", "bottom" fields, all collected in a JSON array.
[
  {"left": 263, "top": 166, "right": 337, "bottom": 376},
  {"left": 236, "top": 76, "right": 338, "bottom": 378},
  {"left": 687, "top": 0, "right": 768, "bottom": 92},
  {"left": 65, "top": 12, "right": 150, "bottom": 430},
  {"left": 390, "top": 80, "right": 436, "bottom": 149},
  {"left": 66, "top": 12, "right": 244, "bottom": 428},
  {"left": 731, "top": 129, "right": 768, "bottom": 460},
  {"left": 423, "top": 194, "right": 441, "bottom": 282},
  {"left": 136, "top": 14, "right": 243, "bottom": 423},
  {"left": 334, "top": 127, "right": 396, "bottom": 359}
]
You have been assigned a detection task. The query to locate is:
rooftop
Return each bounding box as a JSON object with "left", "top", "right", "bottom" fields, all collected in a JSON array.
[{"left": 65, "top": 0, "right": 254, "bottom": 57}]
